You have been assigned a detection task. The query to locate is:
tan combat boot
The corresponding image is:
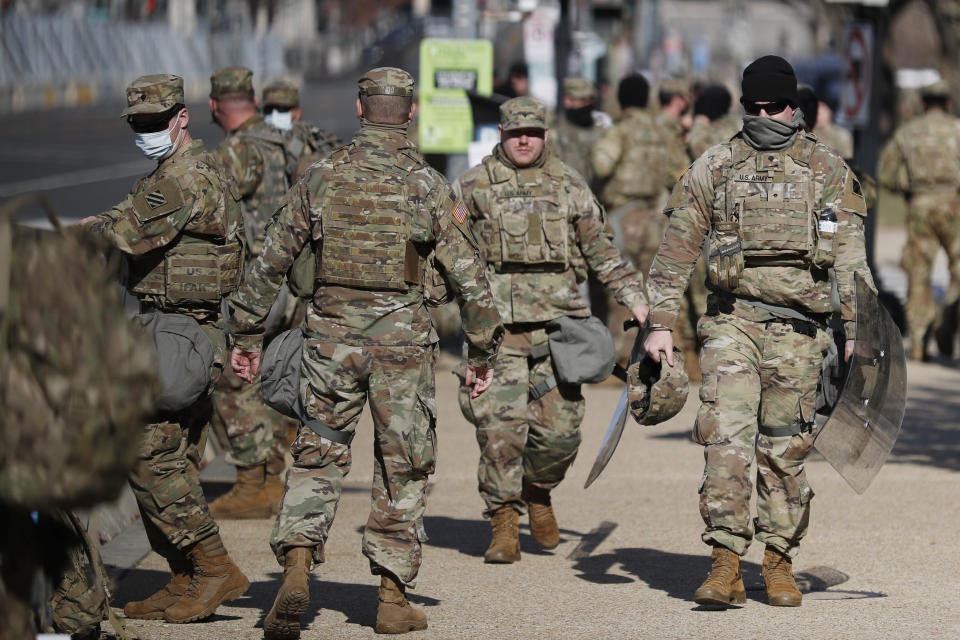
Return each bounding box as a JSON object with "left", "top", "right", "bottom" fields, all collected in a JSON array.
[
  {"left": 762, "top": 546, "right": 802, "bottom": 607},
  {"left": 523, "top": 481, "right": 559, "bottom": 550},
  {"left": 123, "top": 549, "right": 191, "bottom": 619},
  {"left": 209, "top": 463, "right": 274, "bottom": 519},
  {"left": 484, "top": 506, "right": 521, "bottom": 564},
  {"left": 375, "top": 574, "right": 427, "bottom": 634},
  {"left": 693, "top": 545, "right": 747, "bottom": 606},
  {"left": 163, "top": 534, "right": 250, "bottom": 623},
  {"left": 264, "top": 547, "right": 313, "bottom": 640},
  {"left": 265, "top": 471, "right": 286, "bottom": 515}
]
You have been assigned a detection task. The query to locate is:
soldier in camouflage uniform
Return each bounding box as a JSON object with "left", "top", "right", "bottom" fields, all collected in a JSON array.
[
  {"left": 591, "top": 74, "right": 677, "bottom": 363},
  {"left": 455, "top": 96, "right": 647, "bottom": 564},
  {"left": 878, "top": 80, "right": 960, "bottom": 360},
  {"left": 78, "top": 74, "right": 249, "bottom": 623},
  {"left": 814, "top": 97, "right": 854, "bottom": 160},
  {"left": 228, "top": 67, "right": 503, "bottom": 638},
  {"left": 656, "top": 77, "right": 694, "bottom": 180},
  {"left": 261, "top": 79, "right": 344, "bottom": 180},
  {"left": 688, "top": 84, "right": 740, "bottom": 160},
  {"left": 208, "top": 66, "right": 300, "bottom": 519},
  {"left": 644, "top": 56, "right": 874, "bottom": 608},
  {"left": 548, "top": 77, "right": 612, "bottom": 190}
]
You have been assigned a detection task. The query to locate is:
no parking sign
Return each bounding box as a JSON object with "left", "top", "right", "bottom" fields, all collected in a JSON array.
[{"left": 839, "top": 22, "right": 873, "bottom": 127}]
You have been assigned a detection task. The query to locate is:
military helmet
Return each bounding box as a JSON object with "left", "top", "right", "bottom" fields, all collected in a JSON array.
[{"left": 627, "top": 348, "right": 689, "bottom": 425}]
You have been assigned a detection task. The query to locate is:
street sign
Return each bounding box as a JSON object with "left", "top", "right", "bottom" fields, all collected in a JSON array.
[
  {"left": 418, "top": 38, "right": 493, "bottom": 154},
  {"left": 839, "top": 22, "right": 873, "bottom": 127}
]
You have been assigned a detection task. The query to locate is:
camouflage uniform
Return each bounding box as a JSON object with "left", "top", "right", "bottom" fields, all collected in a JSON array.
[
  {"left": 83, "top": 75, "right": 244, "bottom": 561},
  {"left": 688, "top": 114, "right": 741, "bottom": 161},
  {"left": 210, "top": 67, "right": 298, "bottom": 482},
  {"left": 592, "top": 106, "right": 676, "bottom": 360},
  {"left": 455, "top": 97, "right": 645, "bottom": 518},
  {"left": 647, "top": 121, "right": 874, "bottom": 557},
  {"left": 262, "top": 79, "right": 344, "bottom": 181},
  {"left": 548, "top": 77, "right": 612, "bottom": 190},
  {"left": 814, "top": 122, "right": 854, "bottom": 160},
  {"left": 878, "top": 93, "right": 960, "bottom": 360},
  {"left": 228, "top": 69, "right": 503, "bottom": 585}
]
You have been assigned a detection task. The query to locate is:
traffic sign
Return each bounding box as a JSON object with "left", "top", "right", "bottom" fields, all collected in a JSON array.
[{"left": 839, "top": 22, "right": 873, "bottom": 127}]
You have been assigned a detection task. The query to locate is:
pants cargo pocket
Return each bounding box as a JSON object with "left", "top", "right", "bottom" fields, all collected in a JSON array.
[
  {"left": 693, "top": 372, "right": 720, "bottom": 445},
  {"left": 760, "top": 366, "right": 813, "bottom": 431},
  {"left": 411, "top": 393, "right": 438, "bottom": 476}
]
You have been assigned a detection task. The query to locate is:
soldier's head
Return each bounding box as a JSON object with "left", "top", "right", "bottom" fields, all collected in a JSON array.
[
  {"left": 209, "top": 66, "right": 258, "bottom": 133},
  {"left": 563, "top": 77, "right": 595, "bottom": 110},
  {"left": 692, "top": 84, "right": 731, "bottom": 124},
  {"left": 617, "top": 73, "right": 650, "bottom": 110},
  {"left": 122, "top": 74, "right": 192, "bottom": 161},
  {"left": 658, "top": 78, "right": 690, "bottom": 117},
  {"left": 921, "top": 80, "right": 951, "bottom": 112},
  {"left": 797, "top": 85, "right": 819, "bottom": 132},
  {"left": 740, "top": 55, "right": 799, "bottom": 123},
  {"left": 508, "top": 61, "right": 529, "bottom": 97},
  {"left": 263, "top": 79, "right": 302, "bottom": 131},
  {"left": 356, "top": 67, "right": 416, "bottom": 125},
  {"left": 498, "top": 96, "right": 548, "bottom": 167},
  {"left": 817, "top": 97, "right": 836, "bottom": 127}
]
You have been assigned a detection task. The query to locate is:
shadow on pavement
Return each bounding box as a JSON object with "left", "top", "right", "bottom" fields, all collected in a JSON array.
[
  {"left": 889, "top": 384, "right": 960, "bottom": 472},
  {"left": 421, "top": 515, "right": 587, "bottom": 558}
]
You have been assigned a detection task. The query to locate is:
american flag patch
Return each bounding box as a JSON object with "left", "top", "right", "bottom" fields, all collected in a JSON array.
[
  {"left": 145, "top": 190, "right": 167, "bottom": 209},
  {"left": 452, "top": 199, "right": 468, "bottom": 224}
]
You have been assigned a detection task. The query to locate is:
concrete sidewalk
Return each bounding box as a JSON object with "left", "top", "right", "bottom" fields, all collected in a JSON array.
[{"left": 105, "top": 352, "right": 960, "bottom": 639}]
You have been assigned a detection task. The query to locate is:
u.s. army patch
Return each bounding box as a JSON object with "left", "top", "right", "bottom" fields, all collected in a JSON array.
[
  {"left": 452, "top": 199, "right": 468, "bottom": 224},
  {"left": 133, "top": 177, "right": 184, "bottom": 223}
]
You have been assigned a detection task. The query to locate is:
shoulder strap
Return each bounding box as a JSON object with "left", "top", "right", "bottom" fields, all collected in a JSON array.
[{"left": 483, "top": 155, "right": 511, "bottom": 184}]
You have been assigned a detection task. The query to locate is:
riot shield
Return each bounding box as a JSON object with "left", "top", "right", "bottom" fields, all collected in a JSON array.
[{"left": 814, "top": 274, "right": 906, "bottom": 494}]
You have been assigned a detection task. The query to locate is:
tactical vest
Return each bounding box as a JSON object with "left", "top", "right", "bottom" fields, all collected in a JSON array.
[
  {"left": 315, "top": 147, "right": 423, "bottom": 291},
  {"left": 476, "top": 155, "right": 572, "bottom": 274},
  {"left": 707, "top": 135, "right": 830, "bottom": 290},
  {"left": 236, "top": 125, "right": 290, "bottom": 251},
  {"left": 899, "top": 114, "right": 960, "bottom": 189},
  {"left": 128, "top": 156, "right": 244, "bottom": 307},
  {"left": 601, "top": 112, "right": 669, "bottom": 205},
  {"left": 285, "top": 123, "right": 341, "bottom": 180}
]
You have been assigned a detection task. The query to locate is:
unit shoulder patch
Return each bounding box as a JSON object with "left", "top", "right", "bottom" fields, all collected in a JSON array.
[{"left": 132, "top": 177, "right": 184, "bottom": 223}]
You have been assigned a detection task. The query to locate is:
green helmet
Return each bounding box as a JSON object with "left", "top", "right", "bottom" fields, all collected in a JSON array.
[{"left": 628, "top": 348, "right": 689, "bottom": 425}]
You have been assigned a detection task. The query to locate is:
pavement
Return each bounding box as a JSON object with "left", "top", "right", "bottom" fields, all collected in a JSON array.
[{"left": 101, "top": 349, "right": 960, "bottom": 640}]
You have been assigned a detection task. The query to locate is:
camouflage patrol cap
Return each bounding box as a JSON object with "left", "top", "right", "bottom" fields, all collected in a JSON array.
[
  {"left": 921, "top": 80, "right": 951, "bottom": 99},
  {"left": 563, "top": 77, "right": 595, "bottom": 100},
  {"left": 263, "top": 79, "right": 300, "bottom": 108},
  {"left": 210, "top": 66, "right": 254, "bottom": 98},
  {"left": 628, "top": 349, "right": 689, "bottom": 426},
  {"left": 357, "top": 67, "right": 415, "bottom": 97},
  {"left": 659, "top": 77, "right": 691, "bottom": 101},
  {"left": 500, "top": 96, "right": 547, "bottom": 131},
  {"left": 121, "top": 74, "right": 184, "bottom": 117}
]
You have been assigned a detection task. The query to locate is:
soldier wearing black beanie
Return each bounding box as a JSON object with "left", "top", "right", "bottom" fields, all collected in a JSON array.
[
  {"left": 740, "top": 55, "right": 799, "bottom": 107},
  {"left": 617, "top": 73, "right": 650, "bottom": 109}
]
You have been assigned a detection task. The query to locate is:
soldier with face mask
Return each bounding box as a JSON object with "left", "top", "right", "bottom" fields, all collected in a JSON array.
[
  {"left": 644, "top": 56, "right": 874, "bottom": 608},
  {"left": 207, "top": 66, "right": 300, "bottom": 520},
  {"left": 261, "top": 79, "right": 343, "bottom": 180},
  {"left": 549, "top": 77, "right": 612, "bottom": 191},
  {"left": 455, "top": 96, "right": 648, "bottom": 564},
  {"left": 78, "top": 73, "right": 250, "bottom": 623}
]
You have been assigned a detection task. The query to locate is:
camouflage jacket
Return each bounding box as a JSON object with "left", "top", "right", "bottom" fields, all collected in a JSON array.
[
  {"left": 878, "top": 110, "right": 960, "bottom": 194},
  {"left": 228, "top": 122, "right": 503, "bottom": 368},
  {"left": 814, "top": 122, "right": 853, "bottom": 160},
  {"left": 85, "top": 139, "right": 244, "bottom": 322},
  {"left": 647, "top": 131, "right": 874, "bottom": 338},
  {"left": 592, "top": 108, "right": 676, "bottom": 210},
  {"left": 288, "top": 121, "right": 343, "bottom": 180},
  {"left": 548, "top": 112, "right": 610, "bottom": 191},
  {"left": 454, "top": 145, "right": 646, "bottom": 325},
  {"left": 655, "top": 109, "right": 692, "bottom": 180},
  {"left": 687, "top": 114, "right": 740, "bottom": 161},
  {"left": 216, "top": 114, "right": 289, "bottom": 256}
]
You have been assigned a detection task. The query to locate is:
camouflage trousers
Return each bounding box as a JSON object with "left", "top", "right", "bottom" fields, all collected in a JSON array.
[
  {"left": 129, "top": 397, "right": 219, "bottom": 553},
  {"left": 211, "top": 366, "right": 298, "bottom": 473},
  {"left": 695, "top": 311, "right": 830, "bottom": 558},
  {"left": 901, "top": 191, "right": 960, "bottom": 354},
  {"left": 459, "top": 326, "right": 584, "bottom": 517},
  {"left": 270, "top": 341, "right": 438, "bottom": 587}
]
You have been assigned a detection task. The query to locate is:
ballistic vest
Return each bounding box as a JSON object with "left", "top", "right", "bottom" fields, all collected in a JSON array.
[
  {"left": 600, "top": 110, "right": 669, "bottom": 206},
  {"left": 235, "top": 123, "right": 289, "bottom": 253},
  {"left": 899, "top": 112, "right": 960, "bottom": 190}
]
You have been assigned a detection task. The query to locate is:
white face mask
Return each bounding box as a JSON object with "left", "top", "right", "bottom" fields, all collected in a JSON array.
[
  {"left": 134, "top": 111, "right": 184, "bottom": 160},
  {"left": 265, "top": 109, "right": 293, "bottom": 131}
]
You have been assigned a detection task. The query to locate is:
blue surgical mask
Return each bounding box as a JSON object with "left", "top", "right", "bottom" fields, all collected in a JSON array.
[
  {"left": 265, "top": 109, "right": 293, "bottom": 131},
  {"left": 134, "top": 112, "right": 184, "bottom": 160}
]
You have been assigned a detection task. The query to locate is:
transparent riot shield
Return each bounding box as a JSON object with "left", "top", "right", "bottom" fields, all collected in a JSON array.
[{"left": 814, "top": 274, "right": 907, "bottom": 494}]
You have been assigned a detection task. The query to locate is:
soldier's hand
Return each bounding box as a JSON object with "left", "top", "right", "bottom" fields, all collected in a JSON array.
[
  {"left": 644, "top": 329, "right": 675, "bottom": 367},
  {"left": 465, "top": 365, "right": 494, "bottom": 398},
  {"left": 630, "top": 304, "right": 650, "bottom": 326},
  {"left": 230, "top": 347, "right": 262, "bottom": 383},
  {"left": 76, "top": 215, "right": 100, "bottom": 226},
  {"left": 844, "top": 339, "right": 855, "bottom": 363}
]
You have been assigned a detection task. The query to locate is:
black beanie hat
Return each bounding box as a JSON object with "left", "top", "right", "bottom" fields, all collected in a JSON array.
[
  {"left": 740, "top": 55, "right": 799, "bottom": 107},
  {"left": 797, "top": 85, "right": 819, "bottom": 131},
  {"left": 618, "top": 73, "right": 650, "bottom": 109},
  {"left": 694, "top": 84, "right": 732, "bottom": 121}
]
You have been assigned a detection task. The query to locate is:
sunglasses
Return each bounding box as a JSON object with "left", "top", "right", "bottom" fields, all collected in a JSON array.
[{"left": 743, "top": 100, "right": 790, "bottom": 116}]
